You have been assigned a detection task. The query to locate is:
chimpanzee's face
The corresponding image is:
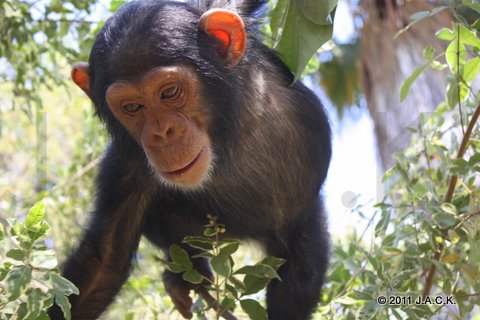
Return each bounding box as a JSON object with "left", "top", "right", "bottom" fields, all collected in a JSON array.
[{"left": 105, "top": 64, "right": 214, "bottom": 188}]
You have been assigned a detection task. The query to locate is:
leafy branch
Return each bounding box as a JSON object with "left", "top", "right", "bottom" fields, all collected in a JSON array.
[
  {"left": 159, "top": 215, "right": 285, "bottom": 320},
  {"left": 422, "top": 100, "right": 480, "bottom": 299}
]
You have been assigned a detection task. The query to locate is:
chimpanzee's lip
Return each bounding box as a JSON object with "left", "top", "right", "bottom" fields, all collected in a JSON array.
[{"left": 162, "top": 147, "right": 205, "bottom": 177}]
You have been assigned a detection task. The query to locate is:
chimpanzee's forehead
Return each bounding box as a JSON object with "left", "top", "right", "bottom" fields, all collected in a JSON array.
[
  {"left": 90, "top": 1, "right": 204, "bottom": 81},
  {"left": 104, "top": 1, "right": 201, "bottom": 42}
]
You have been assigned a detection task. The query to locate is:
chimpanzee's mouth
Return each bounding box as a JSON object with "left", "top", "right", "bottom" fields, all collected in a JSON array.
[{"left": 162, "top": 147, "right": 205, "bottom": 177}]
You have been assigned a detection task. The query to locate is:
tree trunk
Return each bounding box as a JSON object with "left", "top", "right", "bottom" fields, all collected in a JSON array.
[{"left": 359, "top": 0, "right": 451, "bottom": 169}]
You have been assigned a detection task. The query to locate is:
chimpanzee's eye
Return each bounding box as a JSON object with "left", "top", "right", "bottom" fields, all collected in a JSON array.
[
  {"left": 161, "top": 85, "right": 180, "bottom": 100},
  {"left": 122, "top": 103, "right": 144, "bottom": 114}
]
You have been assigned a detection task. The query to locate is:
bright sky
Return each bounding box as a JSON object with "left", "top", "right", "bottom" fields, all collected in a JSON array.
[{"left": 322, "top": 0, "right": 381, "bottom": 237}]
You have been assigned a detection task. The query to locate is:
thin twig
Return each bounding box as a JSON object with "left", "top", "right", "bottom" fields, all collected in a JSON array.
[{"left": 456, "top": 24, "right": 465, "bottom": 135}]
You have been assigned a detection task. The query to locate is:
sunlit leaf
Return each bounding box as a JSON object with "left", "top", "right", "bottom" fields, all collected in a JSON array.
[
  {"left": 458, "top": 24, "right": 480, "bottom": 48},
  {"left": 6, "top": 266, "right": 32, "bottom": 301},
  {"left": 445, "top": 41, "right": 466, "bottom": 73},
  {"left": 51, "top": 273, "right": 79, "bottom": 296},
  {"left": 26, "top": 201, "right": 45, "bottom": 228},
  {"left": 31, "top": 250, "right": 57, "bottom": 269},
  {"left": 423, "top": 46, "right": 435, "bottom": 60},
  {"left": 463, "top": 57, "right": 480, "bottom": 82},
  {"left": 435, "top": 27, "right": 455, "bottom": 41}
]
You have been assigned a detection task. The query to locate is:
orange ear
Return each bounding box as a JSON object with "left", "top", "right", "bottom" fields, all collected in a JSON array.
[
  {"left": 198, "top": 9, "right": 247, "bottom": 66},
  {"left": 71, "top": 62, "right": 90, "bottom": 96}
]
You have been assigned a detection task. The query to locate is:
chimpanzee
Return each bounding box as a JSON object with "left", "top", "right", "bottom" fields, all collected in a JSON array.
[{"left": 49, "top": 0, "right": 331, "bottom": 319}]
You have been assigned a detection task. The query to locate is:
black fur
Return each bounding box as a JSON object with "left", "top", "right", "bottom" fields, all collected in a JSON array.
[{"left": 49, "top": 1, "right": 331, "bottom": 319}]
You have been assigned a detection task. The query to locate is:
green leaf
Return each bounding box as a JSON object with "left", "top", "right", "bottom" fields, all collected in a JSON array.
[
  {"left": 382, "top": 167, "right": 396, "bottom": 182},
  {"left": 271, "top": 0, "right": 335, "bottom": 78},
  {"left": 396, "top": 6, "right": 448, "bottom": 38},
  {"left": 26, "top": 201, "right": 45, "bottom": 228},
  {"left": 469, "top": 153, "right": 480, "bottom": 165},
  {"left": 182, "top": 236, "right": 214, "bottom": 251},
  {"left": 336, "top": 295, "right": 362, "bottom": 305},
  {"left": 299, "top": 0, "right": 337, "bottom": 24},
  {"left": 400, "top": 63, "right": 428, "bottom": 101},
  {"left": 51, "top": 273, "right": 79, "bottom": 296},
  {"left": 446, "top": 80, "right": 468, "bottom": 109},
  {"left": 318, "top": 43, "right": 361, "bottom": 109},
  {"left": 110, "top": 0, "right": 127, "bottom": 12},
  {"left": 169, "top": 245, "right": 193, "bottom": 269},
  {"left": 445, "top": 41, "right": 466, "bottom": 74},
  {"left": 221, "top": 296, "right": 237, "bottom": 310},
  {"left": 458, "top": 24, "right": 480, "bottom": 48},
  {"left": 260, "top": 256, "right": 286, "bottom": 271},
  {"left": 240, "top": 299, "right": 268, "bottom": 320},
  {"left": 229, "top": 276, "right": 246, "bottom": 292},
  {"left": 157, "top": 258, "right": 187, "bottom": 273},
  {"left": 235, "top": 264, "right": 279, "bottom": 279},
  {"left": 55, "top": 294, "right": 73, "bottom": 320},
  {"left": 374, "top": 209, "right": 391, "bottom": 237},
  {"left": 204, "top": 227, "right": 217, "bottom": 237},
  {"left": 30, "top": 250, "right": 57, "bottom": 269},
  {"left": 211, "top": 255, "right": 231, "bottom": 278},
  {"left": 243, "top": 275, "right": 270, "bottom": 295},
  {"left": 451, "top": 158, "right": 470, "bottom": 175},
  {"left": 17, "top": 303, "right": 28, "bottom": 320},
  {"left": 463, "top": 57, "right": 480, "bottom": 82},
  {"left": 6, "top": 249, "right": 25, "bottom": 261},
  {"left": 26, "top": 288, "right": 43, "bottom": 320},
  {"left": 441, "top": 203, "right": 458, "bottom": 216},
  {"left": 435, "top": 27, "right": 455, "bottom": 41},
  {"left": 219, "top": 242, "right": 240, "bottom": 256},
  {"left": 182, "top": 269, "right": 203, "bottom": 284},
  {"left": 410, "top": 11, "right": 429, "bottom": 21},
  {"left": 423, "top": 46, "right": 435, "bottom": 60},
  {"left": 6, "top": 266, "right": 32, "bottom": 301},
  {"left": 464, "top": 1, "right": 480, "bottom": 13},
  {"left": 433, "top": 212, "right": 458, "bottom": 228},
  {"left": 473, "top": 17, "right": 480, "bottom": 31},
  {"left": 191, "top": 252, "right": 214, "bottom": 259}
]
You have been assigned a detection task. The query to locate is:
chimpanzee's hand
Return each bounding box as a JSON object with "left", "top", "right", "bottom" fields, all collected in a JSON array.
[
  {"left": 163, "top": 260, "right": 213, "bottom": 319},
  {"left": 163, "top": 270, "right": 196, "bottom": 319}
]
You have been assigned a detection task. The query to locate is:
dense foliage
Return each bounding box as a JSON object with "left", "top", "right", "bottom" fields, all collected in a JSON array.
[
  {"left": 160, "top": 215, "right": 285, "bottom": 320},
  {"left": 0, "top": 202, "right": 78, "bottom": 320},
  {"left": 321, "top": 2, "right": 480, "bottom": 319}
]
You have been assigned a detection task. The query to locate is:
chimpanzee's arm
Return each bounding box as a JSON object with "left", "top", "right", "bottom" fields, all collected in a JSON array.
[
  {"left": 265, "top": 198, "right": 330, "bottom": 320},
  {"left": 49, "top": 145, "right": 155, "bottom": 320}
]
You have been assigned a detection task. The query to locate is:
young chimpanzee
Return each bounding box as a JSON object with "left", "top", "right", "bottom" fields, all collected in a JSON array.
[{"left": 49, "top": 0, "right": 331, "bottom": 319}]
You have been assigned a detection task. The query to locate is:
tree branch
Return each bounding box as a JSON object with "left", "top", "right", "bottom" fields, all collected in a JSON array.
[{"left": 422, "top": 101, "right": 480, "bottom": 298}]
